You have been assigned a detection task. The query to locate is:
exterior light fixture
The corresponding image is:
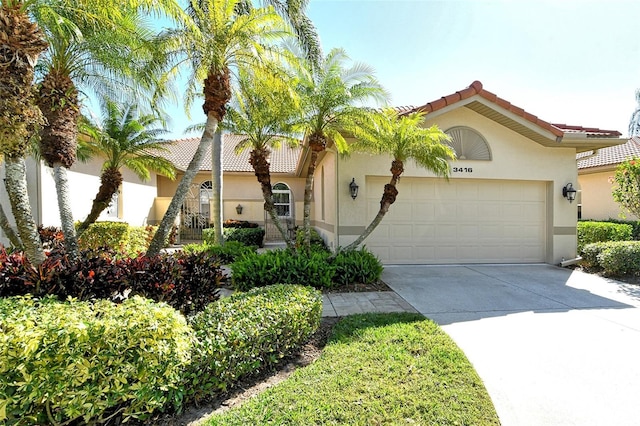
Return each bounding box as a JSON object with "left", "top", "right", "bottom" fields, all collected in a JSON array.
[
  {"left": 562, "top": 183, "right": 577, "bottom": 203},
  {"left": 349, "top": 178, "right": 359, "bottom": 200},
  {"left": 236, "top": 204, "right": 243, "bottom": 214}
]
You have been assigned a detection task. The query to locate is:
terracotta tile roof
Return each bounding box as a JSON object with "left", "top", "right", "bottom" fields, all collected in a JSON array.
[
  {"left": 163, "top": 134, "right": 302, "bottom": 174},
  {"left": 409, "top": 81, "right": 621, "bottom": 139},
  {"left": 577, "top": 137, "right": 640, "bottom": 170}
]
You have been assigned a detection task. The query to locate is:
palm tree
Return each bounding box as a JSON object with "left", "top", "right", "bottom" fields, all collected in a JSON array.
[
  {"left": 296, "top": 48, "right": 389, "bottom": 248},
  {"left": 225, "top": 65, "right": 301, "bottom": 248},
  {"left": 77, "top": 100, "right": 176, "bottom": 236},
  {"left": 147, "top": 0, "right": 289, "bottom": 255},
  {"left": 343, "top": 109, "right": 455, "bottom": 250},
  {"left": 35, "top": 3, "right": 181, "bottom": 259},
  {"left": 0, "top": 1, "right": 48, "bottom": 264}
]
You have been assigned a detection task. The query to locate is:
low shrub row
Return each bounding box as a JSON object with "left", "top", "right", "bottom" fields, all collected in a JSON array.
[
  {"left": 0, "top": 285, "right": 321, "bottom": 425},
  {"left": 577, "top": 221, "right": 632, "bottom": 252},
  {"left": 231, "top": 247, "right": 383, "bottom": 291},
  {"left": 186, "top": 284, "right": 322, "bottom": 401},
  {"left": 0, "top": 248, "right": 221, "bottom": 315},
  {"left": 203, "top": 227, "right": 265, "bottom": 248},
  {"left": 581, "top": 241, "right": 640, "bottom": 276},
  {"left": 183, "top": 240, "right": 258, "bottom": 264}
]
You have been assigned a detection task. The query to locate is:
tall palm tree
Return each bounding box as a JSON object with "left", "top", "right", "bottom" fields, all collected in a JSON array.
[
  {"left": 35, "top": 3, "right": 181, "bottom": 259},
  {"left": 296, "top": 48, "right": 389, "bottom": 248},
  {"left": 77, "top": 100, "right": 176, "bottom": 236},
  {"left": 225, "top": 65, "right": 301, "bottom": 247},
  {"left": 629, "top": 89, "right": 640, "bottom": 137},
  {"left": 0, "top": 1, "right": 48, "bottom": 264},
  {"left": 343, "top": 109, "right": 455, "bottom": 250},
  {"left": 147, "top": 0, "right": 289, "bottom": 255}
]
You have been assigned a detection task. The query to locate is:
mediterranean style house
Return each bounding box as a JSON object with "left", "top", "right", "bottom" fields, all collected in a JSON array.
[{"left": 0, "top": 81, "right": 625, "bottom": 264}]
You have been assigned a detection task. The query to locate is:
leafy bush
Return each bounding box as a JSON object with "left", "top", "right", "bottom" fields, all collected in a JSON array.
[
  {"left": 296, "top": 227, "right": 327, "bottom": 249},
  {"left": 78, "top": 221, "right": 130, "bottom": 252},
  {"left": 332, "top": 247, "right": 384, "bottom": 286},
  {"left": 38, "top": 226, "right": 64, "bottom": 250},
  {"left": 230, "top": 247, "right": 383, "bottom": 290},
  {"left": 596, "top": 241, "right": 640, "bottom": 276},
  {"left": 231, "top": 249, "right": 335, "bottom": 291},
  {"left": 0, "top": 248, "right": 221, "bottom": 315},
  {"left": 612, "top": 157, "right": 640, "bottom": 218},
  {"left": 577, "top": 221, "right": 632, "bottom": 252},
  {"left": 223, "top": 219, "right": 259, "bottom": 228},
  {"left": 183, "top": 241, "right": 257, "bottom": 264},
  {"left": 186, "top": 285, "right": 321, "bottom": 401},
  {"left": 127, "top": 225, "right": 157, "bottom": 255},
  {"left": 580, "top": 241, "right": 617, "bottom": 268},
  {"left": 223, "top": 227, "right": 265, "bottom": 247},
  {"left": 0, "top": 296, "right": 194, "bottom": 425},
  {"left": 599, "top": 218, "right": 640, "bottom": 240}
]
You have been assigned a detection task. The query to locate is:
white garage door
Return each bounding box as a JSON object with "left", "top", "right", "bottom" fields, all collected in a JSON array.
[{"left": 365, "top": 177, "right": 547, "bottom": 264}]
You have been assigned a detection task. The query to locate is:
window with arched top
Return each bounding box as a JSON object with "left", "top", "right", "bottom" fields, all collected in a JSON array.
[
  {"left": 200, "top": 181, "right": 212, "bottom": 216},
  {"left": 272, "top": 182, "right": 292, "bottom": 218},
  {"left": 444, "top": 126, "right": 492, "bottom": 161}
]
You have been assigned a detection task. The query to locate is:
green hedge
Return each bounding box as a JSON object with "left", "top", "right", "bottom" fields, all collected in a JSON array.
[
  {"left": 230, "top": 247, "right": 383, "bottom": 291},
  {"left": 183, "top": 241, "right": 257, "bottom": 264},
  {"left": 581, "top": 241, "right": 640, "bottom": 276},
  {"left": 202, "top": 227, "right": 265, "bottom": 247},
  {"left": 77, "top": 222, "right": 157, "bottom": 256},
  {"left": 577, "top": 221, "right": 632, "bottom": 253},
  {"left": 185, "top": 285, "right": 322, "bottom": 401},
  {"left": 0, "top": 296, "right": 193, "bottom": 425}
]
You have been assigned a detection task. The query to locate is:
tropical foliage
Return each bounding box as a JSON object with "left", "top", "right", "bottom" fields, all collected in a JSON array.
[
  {"left": 77, "top": 99, "right": 176, "bottom": 235},
  {"left": 612, "top": 157, "right": 640, "bottom": 219}
]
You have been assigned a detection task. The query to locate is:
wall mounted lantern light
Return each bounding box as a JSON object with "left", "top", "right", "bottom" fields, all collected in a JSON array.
[
  {"left": 562, "top": 183, "right": 577, "bottom": 203},
  {"left": 236, "top": 204, "right": 243, "bottom": 214},
  {"left": 349, "top": 178, "right": 359, "bottom": 200}
]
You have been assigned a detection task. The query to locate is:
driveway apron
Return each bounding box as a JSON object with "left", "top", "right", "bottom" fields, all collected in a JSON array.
[{"left": 382, "top": 264, "right": 640, "bottom": 426}]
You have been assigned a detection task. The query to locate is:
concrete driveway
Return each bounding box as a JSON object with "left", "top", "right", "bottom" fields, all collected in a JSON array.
[{"left": 382, "top": 264, "right": 640, "bottom": 426}]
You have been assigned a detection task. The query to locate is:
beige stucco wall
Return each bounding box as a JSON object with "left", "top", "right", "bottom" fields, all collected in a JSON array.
[
  {"left": 332, "top": 107, "right": 579, "bottom": 264},
  {"left": 313, "top": 151, "right": 338, "bottom": 249},
  {"left": 151, "top": 172, "right": 306, "bottom": 226},
  {"left": 578, "top": 169, "right": 637, "bottom": 221}
]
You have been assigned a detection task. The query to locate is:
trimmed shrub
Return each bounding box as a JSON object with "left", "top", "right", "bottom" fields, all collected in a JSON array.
[
  {"left": 577, "top": 221, "right": 632, "bottom": 252},
  {"left": 183, "top": 241, "right": 257, "bottom": 264},
  {"left": 580, "top": 241, "right": 618, "bottom": 268},
  {"left": 597, "top": 241, "right": 640, "bottom": 276},
  {"left": 332, "top": 247, "right": 384, "bottom": 286},
  {"left": 599, "top": 218, "right": 640, "bottom": 241},
  {"left": 127, "top": 225, "right": 157, "bottom": 255},
  {"left": 78, "top": 221, "right": 130, "bottom": 253},
  {"left": 186, "top": 285, "right": 321, "bottom": 401},
  {"left": 0, "top": 296, "right": 194, "bottom": 425},
  {"left": 223, "top": 227, "right": 265, "bottom": 247},
  {"left": 231, "top": 249, "right": 335, "bottom": 291},
  {"left": 223, "top": 219, "right": 259, "bottom": 228},
  {"left": 296, "top": 227, "right": 327, "bottom": 249}
]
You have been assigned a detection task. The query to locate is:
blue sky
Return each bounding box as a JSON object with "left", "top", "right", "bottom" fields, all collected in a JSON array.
[{"left": 161, "top": 0, "right": 640, "bottom": 139}]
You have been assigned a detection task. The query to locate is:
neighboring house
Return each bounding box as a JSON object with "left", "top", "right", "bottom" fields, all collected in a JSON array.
[
  {"left": 577, "top": 137, "right": 640, "bottom": 221},
  {"left": 0, "top": 80, "right": 625, "bottom": 265}
]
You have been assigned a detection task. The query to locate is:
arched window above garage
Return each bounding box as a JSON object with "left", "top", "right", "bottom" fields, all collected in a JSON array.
[{"left": 444, "top": 126, "right": 492, "bottom": 160}]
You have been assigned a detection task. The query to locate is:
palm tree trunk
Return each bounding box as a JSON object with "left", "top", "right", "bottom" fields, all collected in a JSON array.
[
  {"left": 302, "top": 149, "right": 319, "bottom": 249},
  {"left": 343, "top": 172, "right": 401, "bottom": 251},
  {"left": 211, "top": 129, "right": 224, "bottom": 245},
  {"left": 77, "top": 167, "right": 123, "bottom": 237},
  {"left": 0, "top": 201, "right": 22, "bottom": 249},
  {"left": 147, "top": 114, "right": 219, "bottom": 256},
  {"left": 52, "top": 164, "right": 78, "bottom": 259},
  {"left": 250, "top": 147, "right": 293, "bottom": 248},
  {"left": 4, "top": 155, "right": 45, "bottom": 266}
]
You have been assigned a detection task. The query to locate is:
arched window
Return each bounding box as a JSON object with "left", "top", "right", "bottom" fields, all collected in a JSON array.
[
  {"left": 200, "top": 181, "right": 212, "bottom": 217},
  {"left": 445, "top": 126, "right": 492, "bottom": 160},
  {"left": 272, "top": 182, "right": 292, "bottom": 218}
]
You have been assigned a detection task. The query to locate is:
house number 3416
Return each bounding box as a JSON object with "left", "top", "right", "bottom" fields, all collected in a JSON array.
[{"left": 452, "top": 167, "right": 473, "bottom": 173}]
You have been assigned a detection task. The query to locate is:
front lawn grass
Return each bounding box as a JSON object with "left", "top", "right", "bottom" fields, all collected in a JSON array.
[{"left": 206, "top": 312, "right": 500, "bottom": 425}]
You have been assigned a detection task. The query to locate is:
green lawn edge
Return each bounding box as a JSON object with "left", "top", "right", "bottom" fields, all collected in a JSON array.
[{"left": 205, "top": 312, "right": 500, "bottom": 425}]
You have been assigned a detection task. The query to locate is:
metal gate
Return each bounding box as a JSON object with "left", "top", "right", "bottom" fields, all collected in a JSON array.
[
  {"left": 264, "top": 215, "right": 296, "bottom": 242},
  {"left": 180, "top": 182, "right": 210, "bottom": 241}
]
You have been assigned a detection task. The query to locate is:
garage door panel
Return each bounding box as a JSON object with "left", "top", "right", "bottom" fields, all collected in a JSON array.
[{"left": 366, "top": 177, "right": 547, "bottom": 264}]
